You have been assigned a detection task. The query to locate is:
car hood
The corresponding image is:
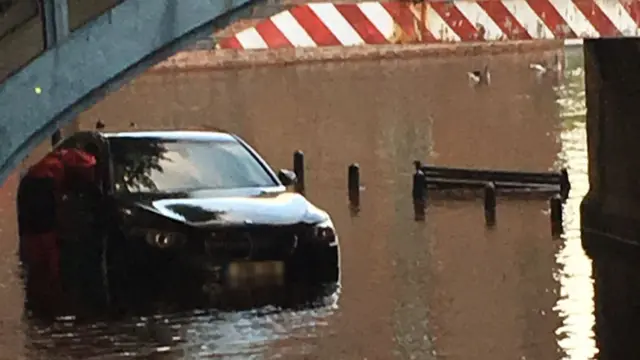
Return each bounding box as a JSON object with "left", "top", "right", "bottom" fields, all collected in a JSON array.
[{"left": 120, "top": 189, "right": 329, "bottom": 227}]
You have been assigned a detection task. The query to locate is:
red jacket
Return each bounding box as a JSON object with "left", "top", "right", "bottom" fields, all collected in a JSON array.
[
  {"left": 26, "top": 148, "right": 97, "bottom": 188},
  {"left": 21, "top": 148, "right": 98, "bottom": 278}
]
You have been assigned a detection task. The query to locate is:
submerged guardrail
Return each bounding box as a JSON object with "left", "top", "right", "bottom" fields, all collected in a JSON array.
[
  {"left": 411, "top": 160, "right": 569, "bottom": 237},
  {"left": 414, "top": 161, "right": 570, "bottom": 197},
  {"left": 289, "top": 151, "right": 569, "bottom": 238}
]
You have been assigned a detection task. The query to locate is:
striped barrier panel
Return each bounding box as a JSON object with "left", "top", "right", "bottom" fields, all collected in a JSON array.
[{"left": 216, "top": 0, "right": 640, "bottom": 50}]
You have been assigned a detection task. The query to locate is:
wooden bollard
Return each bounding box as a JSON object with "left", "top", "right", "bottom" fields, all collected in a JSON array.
[
  {"left": 560, "top": 168, "right": 570, "bottom": 199},
  {"left": 348, "top": 163, "right": 360, "bottom": 207},
  {"left": 550, "top": 194, "right": 563, "bottom": 237},
  {"left": 413, "top": 160, "right": 422, "bottom": 172},
  {"left": 413, "top": 169, "right": 426, "bottom": 220},
  {"left": 293, "top": 150, "right": 305, "bottom": 194},
  {"left": 484, "top": 182, "right": 496, "bottom": 227}
]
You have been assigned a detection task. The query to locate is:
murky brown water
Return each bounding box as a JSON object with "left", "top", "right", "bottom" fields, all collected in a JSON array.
[{"left": 0, "top": 45, "right": 604, "bottom": 360}]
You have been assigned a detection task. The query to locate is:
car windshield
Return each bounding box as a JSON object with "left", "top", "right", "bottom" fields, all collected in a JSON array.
[{"left": 108, "top": 137, "right": 278, "bottom": 193}]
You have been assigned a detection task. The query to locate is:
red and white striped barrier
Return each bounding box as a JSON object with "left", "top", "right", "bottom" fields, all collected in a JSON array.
[{"left": 216, "top": 0, "right": 640, "bottom": 49}]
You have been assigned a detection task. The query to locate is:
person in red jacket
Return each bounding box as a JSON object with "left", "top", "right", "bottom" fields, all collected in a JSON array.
[
  {"left": 59, "top": 148, "right": 98, "bottom": 191},
  {"left": 18, "top": 151, "right": 65, "bottom": 267},
  {"left": 18, "top": 147, "right": 98, "bottom": 314},
  {"left": 18, "top": 149, "right": 66, "bottom": 312}
]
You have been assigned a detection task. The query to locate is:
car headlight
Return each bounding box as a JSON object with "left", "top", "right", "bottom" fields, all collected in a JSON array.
[
  {"left": 145, "top": 231, "right": 186, "bottom": 249},
  {"left": 312, "top": 218, "right": 337, "bottom": 243},
  {"left": 129, "top": 228, "right": 186, "bottom": 249}
]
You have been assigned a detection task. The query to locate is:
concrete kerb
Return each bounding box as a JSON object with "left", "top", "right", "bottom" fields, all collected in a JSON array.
[{"left": 150, "top": 40, "right": 565, "bottom": 73}]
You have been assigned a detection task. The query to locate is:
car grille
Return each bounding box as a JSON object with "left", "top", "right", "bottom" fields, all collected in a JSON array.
[{"left": 202, "top": 226, "right": 300, "bottom": 260}]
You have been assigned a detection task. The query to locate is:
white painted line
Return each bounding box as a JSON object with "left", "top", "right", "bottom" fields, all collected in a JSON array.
[
  {"left": 308, "top": 3, "right": 365, "bottom": 46},
  {"left": 426, "top": 5, "right": 461, "bottom": 41},
  {"left": 594, "top": 0, "right": 639, "bottom": 36},
  {"left": 548, "top": 0, "right": 599, "bottom": 38},
  {"left": 235, "top": 27, "right": 269, "bottom": 49},
  {"left": 503, "top": 0, "right": 555, "bottom": 39},
  {"left": 270, "top": 10, "right": 317, "bottom": 47},
  {"left": 455, "top": 0, "right": 505, "bottom": 40},
  {"left": 357, "top": 1, "right": 397, "bottom": 39}
]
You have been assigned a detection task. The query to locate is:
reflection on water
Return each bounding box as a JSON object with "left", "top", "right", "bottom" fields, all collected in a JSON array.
[
  {"left": 0, "top": 45, "right": 607, "bottom": 359},
  {"left": 23, "top": 285, "right": 340, "bottom": 359},
  {"left": 553, "top": 46, "right": 597, "bottom": 360}
]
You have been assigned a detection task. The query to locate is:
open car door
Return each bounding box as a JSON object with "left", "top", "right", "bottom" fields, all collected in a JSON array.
[{"left": 55, "top": 132, "right": 108, "bottom": 241}]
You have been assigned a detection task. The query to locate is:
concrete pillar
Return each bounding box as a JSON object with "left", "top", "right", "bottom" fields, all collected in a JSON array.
[{"left": 581, "top": 38, "right": 640, "bottom": 254}]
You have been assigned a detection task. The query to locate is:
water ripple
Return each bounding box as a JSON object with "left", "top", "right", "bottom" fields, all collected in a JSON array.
[
  {"left": 553, "top": 49, "right": 597, "bottom": 360},
  {"left": 23, "top": 287, "right": 340, "bottom": 359}
]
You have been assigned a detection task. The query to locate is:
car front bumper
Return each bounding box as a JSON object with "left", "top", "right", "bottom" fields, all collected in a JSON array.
[{"left": 114, "top": 236, "right": 340, "bottom": 289}]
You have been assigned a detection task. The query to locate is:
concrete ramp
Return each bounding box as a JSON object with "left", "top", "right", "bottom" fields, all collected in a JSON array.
[{"left": 217, "top": 0, "right": 640, "bottom": 49}]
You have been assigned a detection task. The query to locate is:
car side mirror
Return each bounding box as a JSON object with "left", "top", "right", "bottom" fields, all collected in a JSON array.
[{"left": 278, "top": 169, "right": 297, "bottom": 186}]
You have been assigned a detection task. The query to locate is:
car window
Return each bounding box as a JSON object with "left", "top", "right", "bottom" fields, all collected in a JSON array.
[{"left": 108, "top": 137, "right": 277, "bottom": 193}]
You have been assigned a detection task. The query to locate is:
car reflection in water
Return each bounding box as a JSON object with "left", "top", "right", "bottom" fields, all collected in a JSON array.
[
  {"left": 16, "top": 130, "right": 340, "bottom": 317},
  {"left": 22, "top": 283, "right": 341, "bottom": 359}
]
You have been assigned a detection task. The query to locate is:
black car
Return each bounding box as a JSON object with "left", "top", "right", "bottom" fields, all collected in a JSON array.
[{"left": 19, "top": 130, "right": 340, "bottom": 301}]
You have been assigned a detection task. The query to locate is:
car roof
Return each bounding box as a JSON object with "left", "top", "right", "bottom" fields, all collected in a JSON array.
[{"left": 99, "top": 130, "right": 238, "bottom": 142}]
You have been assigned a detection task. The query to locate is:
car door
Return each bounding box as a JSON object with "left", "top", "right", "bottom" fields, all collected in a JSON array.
[{"left": 56, "top": 132, "right": 106, "bottom": 242}]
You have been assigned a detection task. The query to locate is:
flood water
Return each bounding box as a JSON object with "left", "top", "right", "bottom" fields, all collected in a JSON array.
[{"left": 0, "top": 45, "right": 625, "bottom": 360}]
